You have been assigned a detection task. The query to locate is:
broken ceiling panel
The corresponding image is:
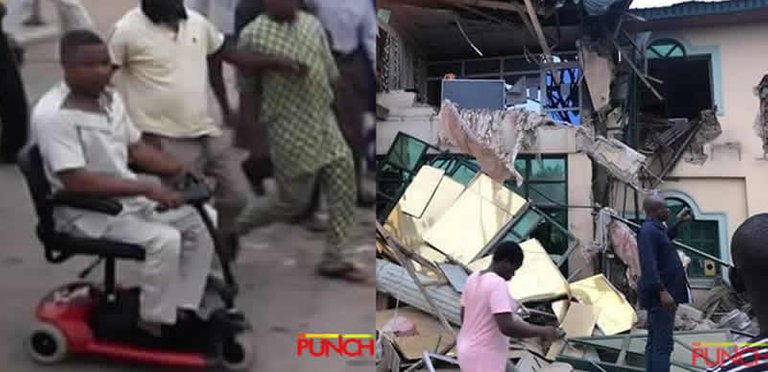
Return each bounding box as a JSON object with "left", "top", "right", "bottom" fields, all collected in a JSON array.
[
  {"left": 376, "top": 307, "right": 459, "bottom": 361},
  {"left": 419, "top": 175, "right": 467, "bottom": 228},
  {"left": 570, "top": 274, "right": 637, "bottom": 335},
  {"left": 466, "top": 173, "right": 528, "bottom": 216},
  {"left": 510, "top": 239, "right": 571, "bottom": 303},
  {"left": 401, "top": 165, "right": 446, "bottom": 218},
  {"left": 546, "top": 302, "right": 599, "bottom": 360},
  {"left": 424, "top": 186, "right": 514, "bottom": 265},
  {"left": 384, "top": 172, "right": 466, "bottom": 258},
  {"left": 466, "top": 239, "right": 569, "bottom": 302}
]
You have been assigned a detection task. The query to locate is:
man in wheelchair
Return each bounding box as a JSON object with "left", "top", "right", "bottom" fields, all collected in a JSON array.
[{"left": 30, "top": 30, "right": 214, "bottom": 336}]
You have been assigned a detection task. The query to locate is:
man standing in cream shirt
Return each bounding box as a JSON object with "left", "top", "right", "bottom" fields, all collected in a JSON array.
[{"left": 109, "top": 0, "right": 250, "bottom": 252}]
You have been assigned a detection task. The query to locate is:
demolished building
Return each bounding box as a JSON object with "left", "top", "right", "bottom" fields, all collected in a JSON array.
[{"left": 376, "top": 0, "right": 767, "bottom": 370}]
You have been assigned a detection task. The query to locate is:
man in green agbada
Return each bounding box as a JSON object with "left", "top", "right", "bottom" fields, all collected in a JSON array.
[{"left": 236, "top": 0, "right": 366, "bottom": 282}]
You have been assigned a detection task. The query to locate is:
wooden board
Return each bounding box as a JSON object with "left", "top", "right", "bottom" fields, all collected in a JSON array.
[
  {"left": 376, "top": 307, "right": 459, "bottom": 361},
  {"left": 546, "top": 302, "right": 598, "bottom": 360},
  {"left": 401, "top": 166, "right": 446, "bottom": 218}
]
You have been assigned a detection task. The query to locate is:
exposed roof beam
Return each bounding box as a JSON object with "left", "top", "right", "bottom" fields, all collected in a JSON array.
[
  {"left": 522, "top": 0, "right": 558, "bottom": 83},
  {"left": 382, "top": 0, "right": 527, "bottom": 14}
]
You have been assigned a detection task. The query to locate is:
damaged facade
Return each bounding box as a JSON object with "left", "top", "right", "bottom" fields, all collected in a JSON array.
[{"left": 376, "top": 0, "right": 768, "bottom": 370}]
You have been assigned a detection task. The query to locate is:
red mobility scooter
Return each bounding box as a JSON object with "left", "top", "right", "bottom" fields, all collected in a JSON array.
[{"left": 18, "top": 145, "right": 254, "bottom": 370}]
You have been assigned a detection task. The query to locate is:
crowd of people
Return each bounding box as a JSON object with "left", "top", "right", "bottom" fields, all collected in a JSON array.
[{"left": 3, "top": 0, "right": 375, "bottom": 335}]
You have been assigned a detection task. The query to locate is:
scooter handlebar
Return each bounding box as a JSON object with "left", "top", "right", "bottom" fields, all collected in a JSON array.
[
  {"left": 179, "top": 182, "right": 211, "bottom": 205},
  {"left": 155, "top": 177, "right": 212, "bottom": 211}
]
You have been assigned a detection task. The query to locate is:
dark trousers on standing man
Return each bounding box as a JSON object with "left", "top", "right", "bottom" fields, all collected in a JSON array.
[
  {"left": 645, "top": 306, "right": 676, "bottom": 372},
  {"left": 0, "top": 31, "right": 29, "bottom": 163}
]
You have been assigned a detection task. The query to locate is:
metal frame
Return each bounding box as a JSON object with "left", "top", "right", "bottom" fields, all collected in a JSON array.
[
  {"left": 421, "top": 352, "right": 460, "bottom": 372},
  {"left": 555, "top": 330, "right": 733, "bottom": 372},
  {"left": 541, "top": 61, "right": 583, "bottom": 124}
]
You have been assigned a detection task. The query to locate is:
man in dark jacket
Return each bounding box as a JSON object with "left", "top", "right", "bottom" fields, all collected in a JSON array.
[{"left": 638, "top": 194, "right": 693, "bottom": 372}]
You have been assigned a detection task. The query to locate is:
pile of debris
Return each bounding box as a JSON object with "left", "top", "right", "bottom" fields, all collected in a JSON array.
[
  {"left": 376, "top": 165, "right": 756, "bottom": 371},
  {"left": 375, "top": 165, "right": 637, "bottom": 371}
]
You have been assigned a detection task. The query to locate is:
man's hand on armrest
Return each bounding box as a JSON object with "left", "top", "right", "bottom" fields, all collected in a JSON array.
[
  {"left": 50, "top": 192, "right": 123, "bottom": 215},
  {"left": 58, "top": 169, "right": 182, "bottom": 209},
  {"left": 128, "top": 141, "right": 183, "bottom": 178}
]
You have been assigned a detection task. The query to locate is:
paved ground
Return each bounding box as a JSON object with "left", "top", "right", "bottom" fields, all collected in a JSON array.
[{"left": 1, "top": 1, "right": 376, "bottom": 371}]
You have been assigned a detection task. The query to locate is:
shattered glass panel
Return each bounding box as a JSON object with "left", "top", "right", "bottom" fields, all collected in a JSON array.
[
  {"left": 385, "top": 133, "right": 429, "bottom": 172},
  {"left": 532, "top": 209, "right": 569, "bottom": 255},
  {"left": 506, "top": 209, "right": 544, "bottom": 241},
  {"left": 449, "top": 163, "right": 478, "bottom": 185}
]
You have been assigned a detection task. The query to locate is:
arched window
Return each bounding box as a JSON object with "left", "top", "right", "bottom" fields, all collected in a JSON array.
[
  {"left": 665, "top": 197, "right": 721, "bottom": 279},
  {"left": 647, "top": 38, "right": 687, "bottom": 59}
]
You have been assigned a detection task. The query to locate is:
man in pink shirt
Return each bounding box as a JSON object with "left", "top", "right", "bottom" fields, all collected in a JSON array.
[{"left": 458, "top": 241, "right": 559, "bottom": 372}]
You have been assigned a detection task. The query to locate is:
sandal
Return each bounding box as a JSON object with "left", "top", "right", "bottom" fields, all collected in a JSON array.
[{"left": 316, "top": 263, "right": 370, "bottom": 284}]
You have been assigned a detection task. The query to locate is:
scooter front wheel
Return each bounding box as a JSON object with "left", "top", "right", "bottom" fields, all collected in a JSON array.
[
  {"left": 26, "top": 322, "right": 68, "bottom": 364},
  {"left": 222, "top": 331, "right": 255, "bottom": 371}
]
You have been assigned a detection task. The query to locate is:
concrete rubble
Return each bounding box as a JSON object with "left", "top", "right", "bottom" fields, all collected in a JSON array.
[
  {"left": 437, "top": 101, "right": 555, "bottom": 186},
  {"left": 684, "top": 109, "right": 723, "bottom": 165},
  {"left": 575, "top": 127, "right": 647, "bottom": 190},
  {"left": 754, "top": 75, "right": 768, "bottom": 157}
]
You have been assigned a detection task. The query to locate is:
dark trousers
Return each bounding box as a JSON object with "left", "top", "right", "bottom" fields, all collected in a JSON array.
[
  {"left": 646, "top": 306, "right": 676, "bottom": 372},
  {"left": 0, "top": 31, "right": 29, "bottom": 163}
]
